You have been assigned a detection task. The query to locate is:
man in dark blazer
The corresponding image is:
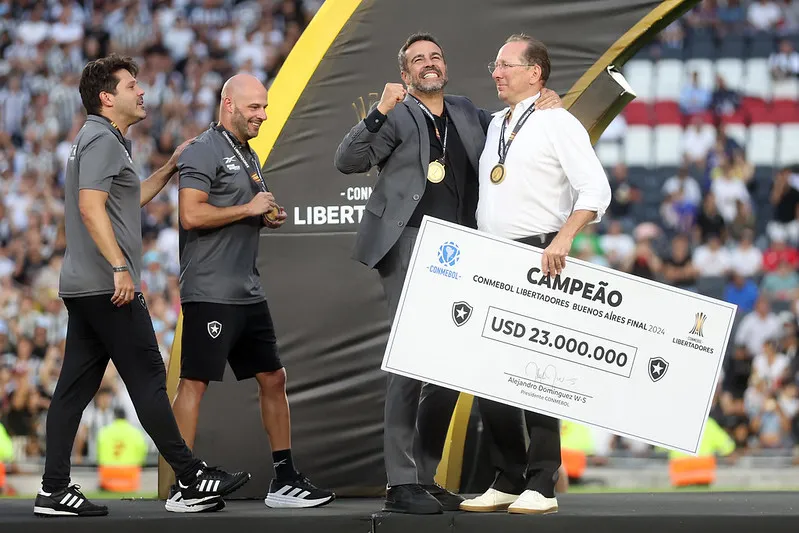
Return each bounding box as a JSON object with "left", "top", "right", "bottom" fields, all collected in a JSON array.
[{"left": 334, "top": 32, "right": 561, "bottom": 515}]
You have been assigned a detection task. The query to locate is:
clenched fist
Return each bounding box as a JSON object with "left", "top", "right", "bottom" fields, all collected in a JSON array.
[{"left": 377, "top": 83, "right": 407, "bottom": 115}]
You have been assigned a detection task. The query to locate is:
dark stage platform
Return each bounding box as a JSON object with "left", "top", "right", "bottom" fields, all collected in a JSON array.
[{"left": 2, "top": 493, "right": 799, "bottom": 533}]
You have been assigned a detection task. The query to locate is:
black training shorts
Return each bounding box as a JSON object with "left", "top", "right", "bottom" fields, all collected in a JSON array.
[{"left": 180, "top": 301, "right": 282, "bottom": 381}]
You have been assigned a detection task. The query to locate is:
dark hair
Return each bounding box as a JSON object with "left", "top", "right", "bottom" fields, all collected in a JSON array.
[
  {"left": 505, "top": 33, "right": 550, "bottom": 83},
  {"left": 79, "top": 54, "right": 139, "bottom": 116},
  {"left": 398, "top": 32, "right": 444, "bottom": 72}
]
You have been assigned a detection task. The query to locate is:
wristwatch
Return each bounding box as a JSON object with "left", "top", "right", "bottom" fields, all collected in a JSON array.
[{"left": 112, "top": 265, "right": 129, "bottom": 273}]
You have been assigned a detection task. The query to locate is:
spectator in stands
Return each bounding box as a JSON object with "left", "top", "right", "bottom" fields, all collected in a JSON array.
[
  {"left": 711, "top": 161, "right": 752, "bottom": 223},
  {"left": 661, "top": 234, "right": 700, "bottom": 291},
  {"left": 598, "top": 220, "right": 635, "bottom": 269},
  {"left": 768, "top": 39, "right": 799, "bottom": 80},
  {"left": 725, "top": 271, "right": 760, "bottom": 313},
  {"left": 736, "top": 296, "right": 784, "bottom": 357},
  {"left": 761, "top": 259, "right": 799, "bottom": 304},
  {"left": 684, "top": 0, "right": 720, "bottom": 33},
  {"left": 620, "top": 239, "right": 662, "bottom": 280},
  {"left": 710, "top": 75, "right": 741, "bottom": 117},
  {"left": 729, "top": 228, "right": 764, "bottom": 278},
  {"left": 658, "top": 19, "right": 685, "bottom": 49},
  {"left": 682, "top": 115, "right": 716, "bottom": 170},
  {"left": 769, "top": 168, "right": 799, "bottom": 244},
  {"left": 607, "top": 163, "right": 640, "bottom": 230},
  {"left": 763, "top": 231, "right": 799, "bottom": 272},
  {"left": 717, "top": 0, "right": 748, "bottom": 36},
  {"left": 664, "top": 165, "right": 703, "bottom": 206},
  {"left": 73, "top": 388, "right": 116, "bottom": 465},
  {"left": 679, "top": 71, "right": 712, "bottom": 116},
  {"left": 748, "top": 0, "right": 784, "bottom": 32},
  {"left": 781, "top": 0, "right": 799, "bottom": 32},
  {"left": 693, "top": 233, "right": 733, "bottom": 277}
]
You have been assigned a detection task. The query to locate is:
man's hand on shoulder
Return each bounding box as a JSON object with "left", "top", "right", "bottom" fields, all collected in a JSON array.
[
  {"left": 168, "top": 136, "right": 197, "bottom": 172},
  {"left": 536, "top": 88, "right": 562, "bottom": 110}
]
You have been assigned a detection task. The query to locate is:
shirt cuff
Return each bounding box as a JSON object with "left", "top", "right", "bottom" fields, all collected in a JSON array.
[{"left": 364, "top": 108, "right": 387, "bottom": 133}]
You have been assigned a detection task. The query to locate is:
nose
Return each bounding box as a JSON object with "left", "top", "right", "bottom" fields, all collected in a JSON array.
[{"left": 257, "top": 108, "right": 267, "bottom": 121}]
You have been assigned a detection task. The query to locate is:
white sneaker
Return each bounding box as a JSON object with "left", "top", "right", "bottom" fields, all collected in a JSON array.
[
  {"left": 507, "top": 490, "right": 558, "bottom": 515},
  {"left": 459, "top": 488, "right": 520, "bottom": 512}
]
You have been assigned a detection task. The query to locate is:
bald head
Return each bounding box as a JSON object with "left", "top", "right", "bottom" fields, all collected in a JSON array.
[{"left": 219, "top": 73, "right": 268, "bottom": 143}]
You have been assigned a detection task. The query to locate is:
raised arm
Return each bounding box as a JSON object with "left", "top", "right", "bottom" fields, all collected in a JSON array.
[{"left": 334, "top": 83, "right": 403, "bottom": 174}]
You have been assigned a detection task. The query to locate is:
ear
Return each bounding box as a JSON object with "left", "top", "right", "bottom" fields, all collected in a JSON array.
[
  {"left": 529, "top": 64, "right": 542, "bottom": 86},
  {"left": 99, "top": 91, "right": 114, "bottom": 108},
  {"left": 400, "top": 69, "right": 410, "bottom": 86}
]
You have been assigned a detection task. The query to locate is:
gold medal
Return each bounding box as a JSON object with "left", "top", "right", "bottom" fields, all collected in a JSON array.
[
  {"left": 490, "top": 163, "right": 506, "bottom": 184},
  {"left": 427, "top": 160, "right": 446, "bottom": 183}
]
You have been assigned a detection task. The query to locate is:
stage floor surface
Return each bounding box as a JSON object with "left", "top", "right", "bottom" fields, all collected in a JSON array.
[{"left": 2, "top": 492, "right": 798, "bottom": 533}]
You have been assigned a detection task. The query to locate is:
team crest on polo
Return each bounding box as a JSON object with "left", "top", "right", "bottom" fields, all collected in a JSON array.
[
  {"left": 207, "top": 321, "right": 222, "bottom": 339},
  {"left": 648, "top": 357, "right": 669, "bottom": 383},
  {"left": 452, "top": 301, "right": 473, "bottom": 327}
]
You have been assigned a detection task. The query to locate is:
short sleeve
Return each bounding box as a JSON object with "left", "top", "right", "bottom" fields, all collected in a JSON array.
[
  {"left": 78, "top": 134, "right": 123, "bottom": 192},
  {"left": 178, "top": 141, "right": 216, "bottom": 194}
]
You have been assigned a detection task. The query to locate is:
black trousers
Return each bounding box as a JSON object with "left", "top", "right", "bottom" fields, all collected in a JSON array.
[
  {"left": 477, "top": 231, "right": 561, "bottom": 498},
  {"left": 42, "top": 293, "right": 201, "bottom": 490}
]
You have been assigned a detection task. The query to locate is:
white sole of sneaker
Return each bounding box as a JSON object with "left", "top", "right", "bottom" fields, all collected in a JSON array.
[
  {"left": 264, "top": 494, "right": 335, "bottom": 508},
  {"left": 34, "top": 507, "right": 78, "bottom": 516},
  {"left": 165, "top": 499, "right": 222, "bottom": 513}
]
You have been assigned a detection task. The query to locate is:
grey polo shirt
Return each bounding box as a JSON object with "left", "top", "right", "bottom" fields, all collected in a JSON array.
[
  {"left": 59, "top": 115, "right": 142, "bottom": 298},
  {"left": 177, "top": 124, "right": 266, "bottom": 305}
]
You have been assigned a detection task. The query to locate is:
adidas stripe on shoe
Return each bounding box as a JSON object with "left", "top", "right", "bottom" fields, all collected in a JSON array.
[
  {"left": 170, "top": 464, "right": 250, "bottom": 509},
  {"left": 165, "top": 485, "right": 225, "bottom": 513},
  {"left": 33, "top": 485, "right": 108, "bottom": 517},
  {"left": 265, "top": 475, "right": 335, "bottom": 509}
]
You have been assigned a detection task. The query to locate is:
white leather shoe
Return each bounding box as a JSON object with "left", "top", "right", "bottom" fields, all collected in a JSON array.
[
  {"left": 459, "top": 488, "right": 520, "bottom": 512},
  {"left": 507, "top": 490, "right": 558, "bottom": 514}
]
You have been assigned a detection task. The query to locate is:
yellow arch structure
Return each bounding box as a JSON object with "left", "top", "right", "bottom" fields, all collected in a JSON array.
[{"left": 159, "top": 0, "right": 699, "bottom": 498}]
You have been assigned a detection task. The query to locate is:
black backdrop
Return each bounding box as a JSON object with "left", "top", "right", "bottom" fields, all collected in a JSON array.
[{"left": 183, "top": 0, "right": 696, "bottom": 498}]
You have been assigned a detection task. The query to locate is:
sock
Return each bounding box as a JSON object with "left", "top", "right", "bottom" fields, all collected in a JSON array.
[{"left": 272, "top": 449, "right": 297, "bottom": 480}]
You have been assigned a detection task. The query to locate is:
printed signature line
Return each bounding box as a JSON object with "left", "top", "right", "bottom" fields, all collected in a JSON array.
[{"left": 504, "top": 372, "right": 594, "bottom": 399}]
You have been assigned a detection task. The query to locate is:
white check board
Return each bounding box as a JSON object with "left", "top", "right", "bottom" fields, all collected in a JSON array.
[{"left": 382, "top": 216, "right": 737, "bottom": 454}]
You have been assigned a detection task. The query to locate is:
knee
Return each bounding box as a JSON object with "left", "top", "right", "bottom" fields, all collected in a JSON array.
[
  {"left": 176, "top": 379, "right": 208, "bottom": 404},
  {"left": 257, "top": 368, "right": 287, "bottom": 397}
]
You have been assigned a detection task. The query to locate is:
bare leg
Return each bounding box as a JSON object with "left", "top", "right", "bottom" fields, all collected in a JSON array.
[
  {"left": 255, "top": 369, "right": 290, "bottom": 450},
  {"left": 171, "top": 379, "right": 208, "bottom": 449}
]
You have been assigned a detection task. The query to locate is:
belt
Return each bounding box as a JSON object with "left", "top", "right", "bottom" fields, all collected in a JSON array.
[{"left": 516, "top": 232, "right": 558, "bottom": 246}]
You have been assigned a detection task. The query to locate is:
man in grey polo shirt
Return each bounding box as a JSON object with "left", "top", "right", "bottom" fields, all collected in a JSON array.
[
  {"left": 35, "top": 54, "right": 250, "bottom": 518},
  {"left": 171, "top": 73, "right": 334, "bottom": 509}
]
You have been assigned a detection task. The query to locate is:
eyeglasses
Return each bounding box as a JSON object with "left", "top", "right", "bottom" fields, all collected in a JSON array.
[{"left": 487, "top": 62, "right": 533, "bottom": 73}]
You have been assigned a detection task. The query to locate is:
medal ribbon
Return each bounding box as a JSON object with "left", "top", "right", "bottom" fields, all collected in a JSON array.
[
  {"left": 412, "top": 97, "right": 449, "bottom": 162},
  {"left": 497, "top": 104, "right": 536, "bottom": 165},
  {"left": 219, "top": 128, "right": 269, "bottom": 193}
]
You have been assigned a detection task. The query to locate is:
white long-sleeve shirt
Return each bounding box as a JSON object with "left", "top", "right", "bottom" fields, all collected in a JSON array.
[{"left": 476, "top": 93, "right": 611, "bottom": 239}]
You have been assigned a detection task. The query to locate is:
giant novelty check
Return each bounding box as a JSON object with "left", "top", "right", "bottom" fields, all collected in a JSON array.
[{"left": 382, "top": 217, "right": 737, "bottom": 454}]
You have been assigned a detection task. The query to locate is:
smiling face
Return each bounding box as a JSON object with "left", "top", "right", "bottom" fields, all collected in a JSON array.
[
  {"left": 400, "top": 39, "right": 448, "bottom": 94},
  {"left": 221, "top": 74, "right": 268, "bottom": 142},
  {"left": 491, "top": 41, "right": 542, "bottom": 106}
]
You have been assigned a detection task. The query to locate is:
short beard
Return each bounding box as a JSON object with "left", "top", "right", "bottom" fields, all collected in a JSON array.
[
  {"left": 410, "top": 76, "right": 447, "bottom": 94},
  {"left": 232, "top": 107, "right": 252, "bottom": 141}
]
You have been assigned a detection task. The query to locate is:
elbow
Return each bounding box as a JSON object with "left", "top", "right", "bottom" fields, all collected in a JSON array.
[
  {"left": 180, "top": 208, "right": 198, "bottom": 231},
  {"left": 78, "top": 202, "right": 99, "bottom": 227}
]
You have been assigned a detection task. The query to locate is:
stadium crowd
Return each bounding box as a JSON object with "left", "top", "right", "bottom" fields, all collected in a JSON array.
[{"left": 0, "top": 0, "right": 798, "bottom": 471}]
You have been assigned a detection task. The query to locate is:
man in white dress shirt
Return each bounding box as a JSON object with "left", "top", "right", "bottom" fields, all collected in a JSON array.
[{"left": 460, "top": 34, "right": 611, "bottom": 515}]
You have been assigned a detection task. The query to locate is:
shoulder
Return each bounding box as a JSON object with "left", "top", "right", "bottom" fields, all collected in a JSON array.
[
  {"left": 444, "top": 94, "right": 478, "bottom": 109},
  {"left": 77, "top": 125, "right": 116, "bottom": 151},
  {"left": 538, "top": 108, "right": 589, "bottom": 135},
  {"left": 179, "top": 129, "right": 219, "bottom": 164}
]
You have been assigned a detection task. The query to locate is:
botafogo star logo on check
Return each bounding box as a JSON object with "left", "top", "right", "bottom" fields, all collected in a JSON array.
[
  {"left": 648, "top": 357, "right": 669, "bottom": 383},
  {"left": 452, "top": 301, "right": 473, "bottom": 327}
]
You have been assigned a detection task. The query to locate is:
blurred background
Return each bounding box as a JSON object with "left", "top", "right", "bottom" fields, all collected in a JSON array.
[{"left": 1, "top": 0, "right": 799, "bottom": 498}]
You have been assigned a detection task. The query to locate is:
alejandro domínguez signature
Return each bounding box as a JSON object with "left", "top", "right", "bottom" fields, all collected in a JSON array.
[{"left": 525, "top": 361, "right": 578, "bottom": 388}]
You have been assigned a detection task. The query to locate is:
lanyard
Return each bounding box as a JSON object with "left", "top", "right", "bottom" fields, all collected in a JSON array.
[
  {"left": 412, "top": 97, "right": 449, "bottom": 158},
  {"left": 497, "top": 104, "right": 536, "bottom": 165},
  {"left": 219, "top": 128, "right": 269, "bottom": 193}
]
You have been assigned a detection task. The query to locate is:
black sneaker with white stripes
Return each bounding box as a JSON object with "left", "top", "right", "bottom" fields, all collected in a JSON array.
[
  {"left": 165, "top": 484, "right": 225, "bottom": 513},
  {"left": 168, "top": 463, "right": 250, "bottom": 511},
  {"left": 33, "top": 485, "right": 108, "bottom": 517},
  {"left": 264, "top": 474, "right": 335, "bottom": 508}
]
